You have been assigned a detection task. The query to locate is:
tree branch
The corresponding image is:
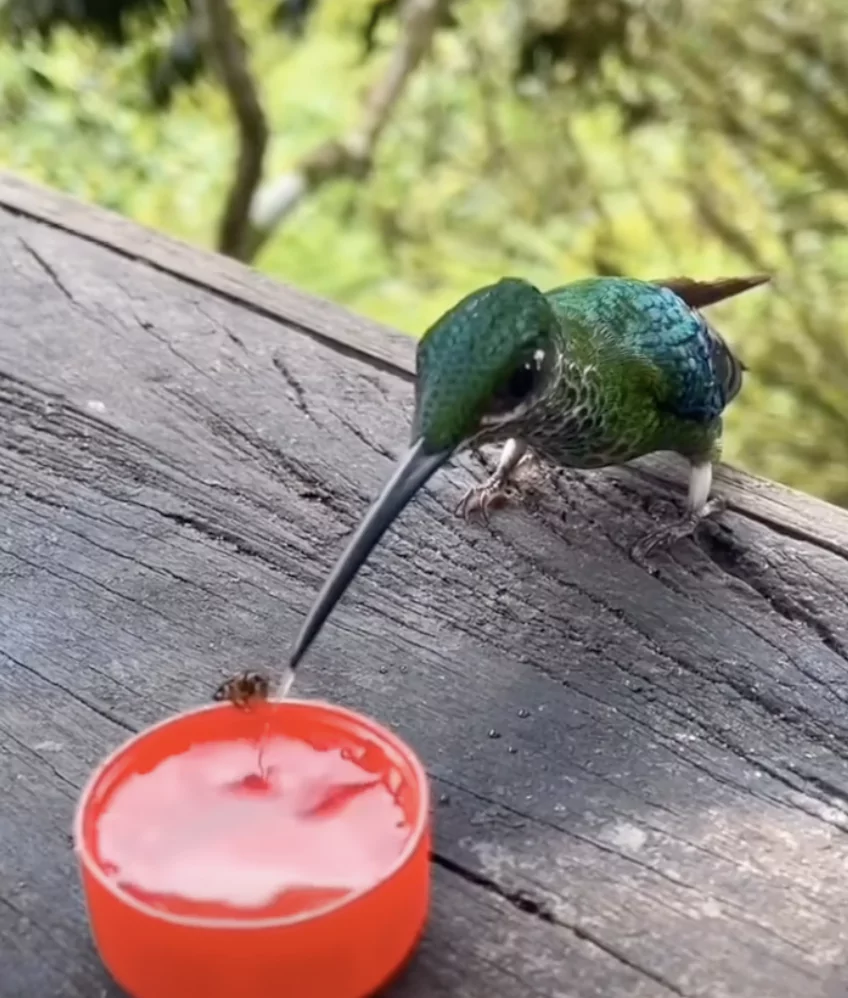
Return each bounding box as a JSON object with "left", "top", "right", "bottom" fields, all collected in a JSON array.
[
  {"left": 198, "top": 0, "right": 269, "bottom": 260},
  {"left": 243, "top": 0, "right": 446, "bottom": 261}
]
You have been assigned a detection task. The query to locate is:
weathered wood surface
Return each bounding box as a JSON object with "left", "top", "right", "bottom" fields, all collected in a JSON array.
[{"left": 2, "top": 176, "right": 848, "bottom": 998}]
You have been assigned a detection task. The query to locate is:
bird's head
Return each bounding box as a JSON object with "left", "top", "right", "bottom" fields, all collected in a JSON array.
[
  {"left": 413, "top": 276, "right": 559, "bottom": 451},
  {"left": 287, "top": 277, "right": 558, "bottom": 672}
]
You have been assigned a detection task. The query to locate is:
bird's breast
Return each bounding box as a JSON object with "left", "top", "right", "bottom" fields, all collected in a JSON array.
[{"left": 523, "top": 397, "right": 658, "bottom": 470}]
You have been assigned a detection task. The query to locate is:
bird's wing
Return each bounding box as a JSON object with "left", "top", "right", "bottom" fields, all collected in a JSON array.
[
  {"left": 643, "top": 278, "right": 762, "bottom": 421},
  {"left": 548, "top": 275, "right": 765, "bottom": 423}
]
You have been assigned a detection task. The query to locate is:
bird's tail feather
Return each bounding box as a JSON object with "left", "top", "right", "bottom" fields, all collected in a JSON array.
[{"left": 653, "top": 274, "right": 770, "bottom": 310}]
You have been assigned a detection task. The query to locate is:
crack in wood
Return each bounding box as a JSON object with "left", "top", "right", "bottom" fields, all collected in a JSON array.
[
  {"left": 325, "top": 401, "right": 397, "bottom": 461},
  {"left": 0, "top": 649, "right": 135, "bottom": 733},
  {"left": 701, "top": 529, "right": 848, "bottom": 660},
  {"left": 17, "top": 237, "right": 77, "bottom": 305},
  {"left": 432, "top": 853, "right": 689, "bottom": 997},
  {"left": 271, "top": 353, "right": 311, "bottom": 416}
]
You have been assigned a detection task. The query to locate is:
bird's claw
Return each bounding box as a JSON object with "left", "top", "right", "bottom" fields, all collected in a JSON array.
[
  {"left": 456, "top": 454, "right": 548, "bottom": 524},
  {"left": 630, "top": 497, "right": 727, "bottom": 571},
  {"left": 455, "top": 479, "right": 510, "bottom": 523}
]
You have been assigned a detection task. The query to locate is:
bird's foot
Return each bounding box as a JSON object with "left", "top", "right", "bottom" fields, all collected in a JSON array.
[
  {"left": 455, "top": 473, "right": 512, "bottom": 523},
  {"left": 455, "top": 454, "right": 542, "bottom": 523},
  {"left": 630, "top": 497, "right": 727, "bottom": 572}
]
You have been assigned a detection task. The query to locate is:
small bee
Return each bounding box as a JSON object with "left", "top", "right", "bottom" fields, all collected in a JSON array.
[{"left": 213, "top": 670, "right": 271, "bottom": 708}]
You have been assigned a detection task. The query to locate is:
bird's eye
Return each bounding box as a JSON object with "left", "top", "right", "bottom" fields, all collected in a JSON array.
[{"left": 487, "top": 348, "right": 549, "bottom": 416}]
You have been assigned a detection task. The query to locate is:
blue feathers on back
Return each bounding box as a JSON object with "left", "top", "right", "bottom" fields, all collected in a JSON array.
[
  {"left": 648, "top": 285, "right": 739, "bottom": 424},
  {"left": 548, "top": 277, "right": 743, "bottom": 427}
]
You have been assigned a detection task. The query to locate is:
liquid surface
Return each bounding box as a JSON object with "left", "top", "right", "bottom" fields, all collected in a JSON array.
[{"left": 95, "top": 734, "right": 411, "bottom": 919}]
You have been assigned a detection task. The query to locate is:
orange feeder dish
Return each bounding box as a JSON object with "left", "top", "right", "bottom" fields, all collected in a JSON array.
[{"left": 73, "top": 699, "right": 431, "bottom": 998}]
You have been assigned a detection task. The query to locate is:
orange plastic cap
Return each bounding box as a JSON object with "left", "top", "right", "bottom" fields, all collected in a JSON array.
[{"left": 73, "top": 699, "right": 431, "bottom": 998}]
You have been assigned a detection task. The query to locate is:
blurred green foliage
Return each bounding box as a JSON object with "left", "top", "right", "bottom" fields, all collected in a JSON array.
[{"left": 0, "top": 0, "right": 846, "bottom": 504}]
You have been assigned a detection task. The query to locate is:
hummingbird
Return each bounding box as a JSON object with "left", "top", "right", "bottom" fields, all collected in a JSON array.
[{"left": 285, "top": 273, "right": 769, "bottom": 676}]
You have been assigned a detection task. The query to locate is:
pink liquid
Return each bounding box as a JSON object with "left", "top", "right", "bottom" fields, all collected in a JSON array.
[{"left": 94, "top": 733, "right": 412, "bottom": 920}]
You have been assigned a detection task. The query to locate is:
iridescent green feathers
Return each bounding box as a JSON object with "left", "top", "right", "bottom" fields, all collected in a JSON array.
[
  {"left": 542, "top": 276, "right": 746, "bottom": 465},
  {"left": 413, "top": 278, "right": 558, "bottom": 453},
  {"left": 413, "top": 273, "right": 768, "bottom": 469}
]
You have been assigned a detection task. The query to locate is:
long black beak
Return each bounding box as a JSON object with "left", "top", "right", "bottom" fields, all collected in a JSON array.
[{"left": 286, "top": 438, "right": 451, "bottom": 674}]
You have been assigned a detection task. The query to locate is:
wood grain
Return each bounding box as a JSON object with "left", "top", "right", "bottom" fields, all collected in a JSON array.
[
  {"left": 1, "top": 189, "right": 848, "bottom": 997},
  {"left": 0, "top": 167, "right": 842, "bottom": 553}
]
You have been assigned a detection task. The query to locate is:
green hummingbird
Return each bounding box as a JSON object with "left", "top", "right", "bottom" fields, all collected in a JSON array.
[{"left": 285, "top": 272, "right": 768, "bottom": 676}]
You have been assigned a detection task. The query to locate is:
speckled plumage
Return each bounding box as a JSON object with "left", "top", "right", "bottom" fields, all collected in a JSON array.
[{"left": 515, "top": 276, "right": 741, "bottom": 470}]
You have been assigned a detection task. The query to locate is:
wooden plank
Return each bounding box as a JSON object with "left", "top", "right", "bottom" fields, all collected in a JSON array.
[
  {"left": 0, "top": 168, "right": 844, "bottom": 558},
  {"left": 0, "top": 169, "right": 416, "bottom": 378},
  {"left": 1, "top": 203, "right": 848, "bottom": 997}
]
